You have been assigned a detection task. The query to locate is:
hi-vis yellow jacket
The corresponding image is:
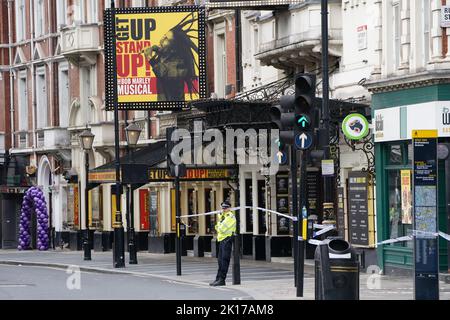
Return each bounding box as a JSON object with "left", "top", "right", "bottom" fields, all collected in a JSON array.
[{"left": 215, "top": 210, "right": 237, "bottom": 242}]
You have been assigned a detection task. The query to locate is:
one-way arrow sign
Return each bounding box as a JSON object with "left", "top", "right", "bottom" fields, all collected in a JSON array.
[{"left": 294, "top": 132, "right": 313, "bottom": 150}]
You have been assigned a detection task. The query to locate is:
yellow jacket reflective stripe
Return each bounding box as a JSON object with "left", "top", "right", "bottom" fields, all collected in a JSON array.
[{"left": 216, "top": 211, "right": 236, "bottom": 242}]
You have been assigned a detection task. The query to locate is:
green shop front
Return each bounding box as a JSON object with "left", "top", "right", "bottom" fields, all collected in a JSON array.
[{"left": 372, "top": 83, "right": 450, "bottom": 275}]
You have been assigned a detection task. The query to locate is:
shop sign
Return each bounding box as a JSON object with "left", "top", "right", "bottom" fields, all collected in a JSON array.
[
  {"left": 148, "top": 168, "right": 231, "bottom": 181},
  {"left": 374, "top": 102, "right": 450, "bottom": 142},
  {"left": 342, "top": 113, "right": 369, "bottom": 140}
]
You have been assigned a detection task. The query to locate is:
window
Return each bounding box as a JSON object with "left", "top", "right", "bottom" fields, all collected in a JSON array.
[
  {"left": 393, "top": 2, "right": 401, "bottom": 69},
  {"left": 422, "top": 0, "right": 431, "bottom": 65},
  {"left": 87, "top": 0, "right": 98, "bottom": 23},
  {"left": 35, "top": 0, "right": 45, "bottom": 36},
  {"left": 18, "top": 73, "right": 28, "bottom": 131},
  {"left": 385, "top": 142, "right": 413, "bottom": 247},
  {"left": 214, "top": 31, "right": 226, "bottom": 98},
  {"left": 57, "top": 0, "right": 68, "bottom": 28},
  {"left": 80, "top": 66, "right": 91, "bottom": 124},
  {"left": 36, "top": 68, "right": 48, "bottom": 129},
  {"left": 58, "top": 65, "right": 70, "bottom": 127},
  {"left": 15, "top": 0, "right": 26, "bottom": 41},
  {"left": 132, "top": 0, "right": 146, "bottom": 6}
]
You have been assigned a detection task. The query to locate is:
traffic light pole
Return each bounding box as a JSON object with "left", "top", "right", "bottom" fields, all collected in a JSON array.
[
  {"left": 291, "top": 146, "right": 299, "bottom": 287},
  {"left": 296, "top": 150, "right": 307, "bottom": 297},
  {"left": 321, "top": 0, "right": 335, "bottom": 223},
  {"left": 175, "top": 174, "right": 182, "bottom": 276},
  {"left": 111, "top": 0, "right": 125, "bottom": 268}
]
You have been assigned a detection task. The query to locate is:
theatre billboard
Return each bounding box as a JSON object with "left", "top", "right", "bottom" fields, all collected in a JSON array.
[{"left": 104, "top": 6, "right": 206, "bottom": 110}]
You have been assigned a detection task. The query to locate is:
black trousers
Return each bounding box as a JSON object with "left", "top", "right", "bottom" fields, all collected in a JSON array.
[{"left": 216, "top": 236, "right": 233, "bottom": 281}]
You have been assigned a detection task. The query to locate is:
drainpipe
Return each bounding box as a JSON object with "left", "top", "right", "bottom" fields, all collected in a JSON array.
[
  {"left": 30, "top": 0, "right": 37, "bottom": 163},
  {"left": 7, "top": 0, "right": 14, "bottom": 149}
]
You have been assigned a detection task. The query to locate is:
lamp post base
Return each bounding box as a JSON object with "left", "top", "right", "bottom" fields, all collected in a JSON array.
[
  {"left": 129, "top": 228, "right": 138, "bottom": 264},
  {"left": 113, "top": 227, "right": 125, "bottom": 268},
  {"left": 83, "top": 235, "right": 91, "bottom": 261}
]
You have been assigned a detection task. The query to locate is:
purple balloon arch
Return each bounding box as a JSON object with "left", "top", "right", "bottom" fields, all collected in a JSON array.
[{"left": 18, "top": 186, "right": 49, "bottom": 251}]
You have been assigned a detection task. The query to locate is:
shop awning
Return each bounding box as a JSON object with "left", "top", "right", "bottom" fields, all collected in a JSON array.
[
  {"left": 88, "top": 141, "right": 166, "bottom": 184},
  {"left": 88, "top": 141, "right": 238, "bottom": 186}
]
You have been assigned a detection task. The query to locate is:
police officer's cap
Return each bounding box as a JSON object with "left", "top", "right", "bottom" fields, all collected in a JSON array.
[{"left": 221, "top": 201, "right": 231, "bottom": 209}]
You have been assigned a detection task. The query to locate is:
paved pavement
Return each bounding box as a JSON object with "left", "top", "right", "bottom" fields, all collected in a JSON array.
[{"left": 0, "top": 249, "right": 449, "bottom": 300}]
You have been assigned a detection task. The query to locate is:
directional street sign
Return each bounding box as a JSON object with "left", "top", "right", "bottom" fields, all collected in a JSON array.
[
  {"left": 294, "top": 132, "right": 313, "bottom": 150},
  {"left": 276, "top": 150, "right": 288, "bottom": 165}
]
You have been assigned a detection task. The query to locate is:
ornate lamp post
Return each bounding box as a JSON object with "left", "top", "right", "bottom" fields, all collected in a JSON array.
[
  {"left": 125, "top": 122, "right": 142, "bottom": 264},
  {"left": 79, "top": 128, "right": 95, "bottom": 261}
]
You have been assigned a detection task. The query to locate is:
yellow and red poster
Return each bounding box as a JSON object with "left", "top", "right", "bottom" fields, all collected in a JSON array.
[
  {"left": 105, "top": 6, "right": 206, "bottom": 110},
  {"left": 401, "top": 170, "right": 412, "bottom": 224}
]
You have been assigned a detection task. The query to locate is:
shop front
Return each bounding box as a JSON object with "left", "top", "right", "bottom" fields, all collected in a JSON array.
[{"left": 372, "top": 84, "right": 450, "bottom": 274}]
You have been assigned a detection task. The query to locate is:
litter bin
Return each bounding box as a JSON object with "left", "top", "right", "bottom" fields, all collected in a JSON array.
[{"left": 314, "top": 238, "right": 359, "bottom": 300}]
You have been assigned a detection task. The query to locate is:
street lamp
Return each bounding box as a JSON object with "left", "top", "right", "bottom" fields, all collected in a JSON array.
[
  {"left": 125, "top": 122, "right": 142, "bottom": 264},
  {"left": 79, "top": 128, "right": 95, "bottom": 261}
]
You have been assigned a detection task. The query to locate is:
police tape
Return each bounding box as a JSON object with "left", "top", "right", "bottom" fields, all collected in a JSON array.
[
  {"left": 307, "top": 230, "right": 450, "bottom": 247},
  {"left": 179, "top": 206, "right": 298, "bottom": 221}
]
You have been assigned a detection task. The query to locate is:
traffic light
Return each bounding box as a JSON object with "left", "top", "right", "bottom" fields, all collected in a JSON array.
[
  {"left": 269, "top": 73, "right": 317, "bottom": 150},
  {"left": 270, "top": 95, "right": 297, "bottom": 146},
  {"left": 293, "top": 74, "right": 316, "bottom": 150}
]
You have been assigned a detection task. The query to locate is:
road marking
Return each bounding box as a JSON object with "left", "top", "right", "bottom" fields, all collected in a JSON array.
[{"left": 0, "top": 284, "right": 32, "bottom": 288}]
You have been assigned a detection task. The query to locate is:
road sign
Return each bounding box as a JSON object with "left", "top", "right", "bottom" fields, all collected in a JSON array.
[
  {"left": 294, "top": 132, "right": 313, "bottom": 150},
  {"left": 412, "top": 129, "right": 439, "bottom": 300},
  {"left": 276, "top": 151, "right": 288, "bottom": 165}
]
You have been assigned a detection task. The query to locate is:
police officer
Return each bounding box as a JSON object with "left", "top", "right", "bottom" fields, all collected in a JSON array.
[{"left": 210, "top": 201, "right": 236, "bottom": 286}]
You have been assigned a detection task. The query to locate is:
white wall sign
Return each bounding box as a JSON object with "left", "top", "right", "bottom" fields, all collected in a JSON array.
[
  {"left": 441, "top": 6, "right": 450, "bottom": 28},
  {"left": 374, "top": 107, "right": 401, "bottom": 142},
  {"left": 374, "top": 101, "right": 450, "bottom": 143},
  {"left": 357, "top": 25, "right": 368, "bottom": 50}
]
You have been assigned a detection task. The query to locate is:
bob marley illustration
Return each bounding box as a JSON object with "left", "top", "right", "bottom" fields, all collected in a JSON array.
[
  {"left": 348, "top": 119, "right": 364, "bottom": 133},
  {"left": 142, "top": 13, "right": 199, "bottom": 102}
]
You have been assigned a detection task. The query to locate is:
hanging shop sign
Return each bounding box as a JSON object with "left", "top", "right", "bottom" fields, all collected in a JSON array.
[
  {"left": 342, "top": 113, "right": 369, "bottom": 140},
  {"left": 104, "top": 6, "right": 207, "bottom": 110},
  {"left": 206, "top": 0, "right": 303, "bottom": 9},
  {"left": 412, "top": 129, "right": 439, "bottom": 300}
]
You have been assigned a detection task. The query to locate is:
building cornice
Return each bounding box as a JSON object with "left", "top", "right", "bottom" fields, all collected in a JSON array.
[{"left": 364, "top": 70, "right": 450, "bottom": 94}]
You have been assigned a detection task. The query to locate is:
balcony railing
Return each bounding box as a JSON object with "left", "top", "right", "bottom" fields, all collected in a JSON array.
[{"left": 60, "top": 23, "right": 100, "bottom": 57}]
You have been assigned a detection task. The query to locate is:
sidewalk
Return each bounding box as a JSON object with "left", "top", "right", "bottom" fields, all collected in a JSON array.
[{"left": 0, "top": 249, "right": 449, "bottom": 300}]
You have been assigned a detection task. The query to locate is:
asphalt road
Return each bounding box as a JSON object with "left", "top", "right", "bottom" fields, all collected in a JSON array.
[{"left": 0, "top": 265, "right": 252, "bottom": 300}]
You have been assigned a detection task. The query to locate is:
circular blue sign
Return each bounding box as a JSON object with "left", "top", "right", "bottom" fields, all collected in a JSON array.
[{"left": 294, "top": 132, "right": 313, "bottom": 150}]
